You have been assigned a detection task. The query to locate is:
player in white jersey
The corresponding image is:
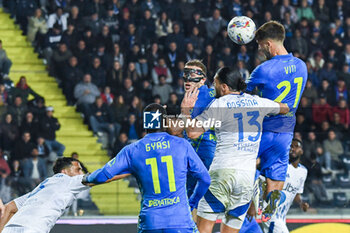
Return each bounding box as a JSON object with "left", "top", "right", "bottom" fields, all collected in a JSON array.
[
  {"left": 262, "top": 139, "right": 309, "bottom": 233},
  {"left": 0, "top": 158, "right": 88, "bottom": 233},
  {"left": 181, "top": 67, "right": 289, "bottom": 233}
]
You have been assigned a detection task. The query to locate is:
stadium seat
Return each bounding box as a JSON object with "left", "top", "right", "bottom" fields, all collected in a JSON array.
[
  {"left": 333, "top": 192, "right": 348, "bottom": 208},
  {"left": 336, "top": 174, "right": 350, "bottom": 188},
  {"left": 322, "top": 174, "right": 334, "bottom": 188},
  {"left": 340, "top": 155, "right": 350, "bottom": 171}
]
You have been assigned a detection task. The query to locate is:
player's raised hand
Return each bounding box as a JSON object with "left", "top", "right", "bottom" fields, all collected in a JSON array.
[
  {"left": 300, "top": 202, "right": 309, "bottom": 212},
  {"left": 181, "top": 86, "right": 199, "bottom": 115}
]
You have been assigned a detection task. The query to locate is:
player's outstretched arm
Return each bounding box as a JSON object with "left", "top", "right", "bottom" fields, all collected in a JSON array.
[
  {"left": 277, "top": 103, "right": 290, "bottom": 115},
  {"left": 0, "top": 201, "right": 18, "bottom": 231},
  {"left": 83, "top": 148, "right": 132, "bottom": 186},
  {"left": 181, "top": 87, "right": 205, "bottom": 139}
]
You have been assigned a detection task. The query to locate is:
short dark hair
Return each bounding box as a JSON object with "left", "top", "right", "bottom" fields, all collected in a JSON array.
[
  {"left": 255, "top": 21, "right": 285, "bottom": 42},
  {"left": 292, "top": 138, "right": 303, "bottom": 148},
  {"left": 216, "top": 67, "right": 247, "bottom": 92},
  {"left": 185, "top": 59, "right": 207, "bottom": 77},
  {"left": 53, "top": 157, "right": 78, "bottom": 174},
  {"left": 143, "top": 103, "right": 167, "bottom": 133}
]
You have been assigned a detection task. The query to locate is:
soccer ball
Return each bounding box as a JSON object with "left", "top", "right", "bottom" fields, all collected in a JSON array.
[{"left": 227, "top": 16, "right": 256, "bottom": 45}]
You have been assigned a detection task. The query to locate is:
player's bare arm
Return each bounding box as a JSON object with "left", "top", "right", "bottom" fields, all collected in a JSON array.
[
  {"left": 0, "top": 201, "right": 17, "bottom": 231},
  {"left": 294, "top": 194, "right": 309, "bottom": 212},
  {"left": 180, "top": 87, "right": 205, "bottom": 139},
  {"left": 277, "top": 102, "right": 290, "bottom": 115}
]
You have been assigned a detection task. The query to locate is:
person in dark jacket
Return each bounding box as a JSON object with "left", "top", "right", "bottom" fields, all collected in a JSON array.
[
  {"left": 12, "top": 131, "right": 35, "bottom": 162},
  {"left": 39, "top": 106, "right": 65, "bottom": 157},
  {"left": 20, "top": 111, "right": 39, "bottom": 142},
  {"left": 21, "top": 148, "right": 47, "bottom": 189},
  {"left": 89, "top": 97, "right": 121, "bottom": 148}
]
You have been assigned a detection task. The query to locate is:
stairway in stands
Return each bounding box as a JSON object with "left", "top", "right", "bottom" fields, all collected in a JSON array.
[{"left": 0, "top": 8, "right": 139, "bottom": 215}]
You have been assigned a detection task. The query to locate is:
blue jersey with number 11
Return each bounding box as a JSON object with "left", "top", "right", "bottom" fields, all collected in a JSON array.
[
  {"left": 246, "top": 53, "right": 307, "bottom": 133},
  {"left": 102, "top": 132, "right": 208, "bottom": 231}
]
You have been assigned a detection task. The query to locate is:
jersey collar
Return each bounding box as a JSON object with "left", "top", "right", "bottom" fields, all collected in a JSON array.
[{"left": 271, "top": 53, "right": 293, "bottom": 60}]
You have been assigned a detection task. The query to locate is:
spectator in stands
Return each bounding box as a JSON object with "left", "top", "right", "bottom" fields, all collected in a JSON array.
[
  {"left": 61, "top": 22, "right": 78, "bottom": 51},
  {"left": 312, "top": 95, "right": 331, "bottom": 124},
  {"left": 323, "top": 130, "right": 344, "bottom": 171},
  {"left": 12, "top": 131, "right": 35, "bottom": 162},
  {"left": 0, "top": 113, "right": 18, "bottom": 153},
  {"left": 303, "top": 80, "right": 318, "bottom": 103},
  {"left": 128, "top": 96, "right": 143, "bottom": 120},
  {"left": 121, "top": 114, "right": 141, "bottom": 143},
  {"left": 28, "top": 96, "right": 46, "bottom": 119},
  {"left": 139, "top": 9, "right": 156, "bottom": 46},
  {"left": 332, "top": 99, "right": 350, "bottom": 129},
  {"left": 331, "top": 112, "right": 346, "bottom": 140},
  {"left": 121, "top": 23, "right": 141, "bottom": 50},
  {"left": 20, "top": 111, "right": 39, "bottom": 142},
  {"left": 9, "top": 76, "right": 41, "bottom": 105},
  {"left": 167, "top": 92, "right": 180, "bottom": 115},
  {"left": 0, "top": 40, "right": 12, "bottom": 78},
  {"left": 27, "top": 8, "right": 48, "bottom": 44},
  {"left": 120, "top": 78, "right": 136, "bottom": 105},
  {"left": 139, "top": 80, "right": 153, "bottom": 105},
  {"left": 152, "top": 57, "right": 173, "bottom": 85},
  {"left": 290, "top": 29, "right": 308, "bottom": 60},
  {"left": 107, "top": 60, "right": 123, "bottom": 94},
  {"left": 281, "top": 0, "right": 297, "bottom": 23},
  {"left": 319, "top": 61, "right": 337, "bottom": 86},
  {"left": 73, "top": 40, "right": 89, "bottom": 68},
  {"left": 313, "top": 0, "right": 330, "bottom": 25},
  {"left": 125, "top": 62, "right": 140, "bottom": 85},
  {"left": 337, "top": 64, "right": 350, "bottom": 89},
  {"left": 62, "top": 56, "right": 83, "bottom": 105},
  {"left": 205, "top": 8, "right": 227, "bottom": 40},
  {"left": 303, "top": 131, "right": 322, "bottom": 163},
  {"left": 155, "top": 11, "right": 173, "bottom": 42},
  {"left": 165, "top": 41, "right": 184, "bottom": 75},
  {"left": 96, "top": 26, "right": 114, "bottom": 53},
  {"left": 85, "top": 12, "right": 103, "bottom": 36},
  {"left": 101, "top": 86, "right": 114, "bottom": 106},
  {"left": 135, "top": 54, "right": 149, "bottom": 80},
  {"left": 308, "top": 51, "right": 324, "bottom": 72},
  {"left": 74, "top": 73, "right": 100, "bottom": 118},
  {"left": 7, "top": 96, "right": 27, "bottom": 127},
  {"left": 202, "top": 44, "right": 216, "bottom": 78},
  {"left": 89, "top": 96, "right": 120, "bottom": 149},
  {"left": 102, "top": 5, "right": 120, "bottom": 41},
  {"left": 184, "top": 42, "right": 199, "bottom": 62},
  {"left": 298, "top": 97, "right": 313, "bottom": 124},
  {"left": 317, "top": 120, "right": 331, "bottom": 142},
  {"left": 295, "top": 113, "right": 310, "bottom": 140},
  {"left": 68, "top": 6, "right": 84, "bottom": 33},
  {"left": 112, "top": 132, "right": 128, "bottom": 156},
  {"left": 52, "top": 43, "right": 73, "bottom": 78},
  {"left": 296, "top": 0, "right": 315, "bottom": 21},
  {"left": 36, "top": 136, "right": 49, "bottom": 160},
  {"left": 112, "top": 43, "right": 124, "bottom": 68},
  {"left": 334, "top": 79, "right": 348, "bottom": 102},
  {"left": 39, "top": 106, "right": 65, "bottom": 157},
  {"left": 318, "top": 79, "right": 335, "bottom": 105},
  {"left": 111, "top": 95, "right": 128, "bottom": 124},
  {"left": 236, "top": 60, "right": 250, "bottom": 81},
  {"left": 43, "top": 23, "right": 63, "bottom": 67},
  {"left": 22, "top": 148, "right": 47, "bottom": 189},
  {"left": 88, "top": 57, "right": 106, "bottom": 89},
  {"left": 0, "top": 82, "right": 8, "bottom": 115},
  {"left": 47, "top": 7, "right": 68, "bottom": 31},
  {"left": 152, "top": 75, "right": 173, "bottom": 104},
  {"left": 219, "top": 46, "right": 234, "bottom": 67}
]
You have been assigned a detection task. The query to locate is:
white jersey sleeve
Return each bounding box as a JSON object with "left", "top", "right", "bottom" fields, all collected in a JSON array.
[
  {"left": 195, "top": 99, "right": 220, "bottom": 131},
  {"left": 13, "top": 193, "right": 30, "bottom": 210},
  {"left": 255, "top": 96, "right": 280, "bottom": 116},
  {"left": 69, "top": 174, "right": 89, "bottom": 194},
  {"left": 297, "top": 166, "right": 307, "bottom": 194}
]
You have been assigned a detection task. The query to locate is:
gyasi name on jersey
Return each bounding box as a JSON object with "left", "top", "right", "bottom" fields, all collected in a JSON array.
[
  {"left": 145, "top": 140, "right": 171, "bottom": 152},
  {"left": 226, "top": 98, "right": 258, "bottom": 108}
]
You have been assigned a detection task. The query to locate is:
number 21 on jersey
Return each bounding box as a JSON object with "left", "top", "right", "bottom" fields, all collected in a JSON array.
[
  {"left": 146, "top": 155, "right": 176, "bottom": 194},
  {"left": 274, "top": 77, "right": 303, "bottom": 108}
]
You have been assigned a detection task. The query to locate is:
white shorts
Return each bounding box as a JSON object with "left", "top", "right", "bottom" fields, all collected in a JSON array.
[
  {"left": 262, "top": 218, "right": 289, "bottom": 233},
  {"left": 2, "top": 225, "right": 25, "bottom": 233},
  {"left": 197, "top": 169, "right": 254, "bottom": 229}
]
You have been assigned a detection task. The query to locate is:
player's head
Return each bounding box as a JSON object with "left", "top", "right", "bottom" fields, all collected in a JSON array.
[
  {"left": 53, "top": 157, "right": 84, "bottom": 176},
  {"left": 143, "top": 103, "right": 167, "bottom": 134},
  {"left": 183, "top": 59, "right": 207, "bottom": 91},
  {"left": 255, "top": 21, "right": 285, "bottom": 59},
  {"left": 289, "top": 138, "right": 303, "bottom": 163},
  {"left": 213, "top": 67, "right": 246, "bottom": 97}
]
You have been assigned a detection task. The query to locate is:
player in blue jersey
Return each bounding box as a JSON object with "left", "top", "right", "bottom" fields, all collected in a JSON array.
[
  {"left": 168, "top": 59, "right": 216, "bottom": 198},
  {"left": 83, "top": 103, "right": 211, "bottom": 233},
  {"left": 245, "top": 21, "right": 308, "bottom": 220}
]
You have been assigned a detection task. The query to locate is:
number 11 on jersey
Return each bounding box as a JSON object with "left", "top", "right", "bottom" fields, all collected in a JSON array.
[{"left": 146, "top": 155, "right": 176, "bottom": 194}]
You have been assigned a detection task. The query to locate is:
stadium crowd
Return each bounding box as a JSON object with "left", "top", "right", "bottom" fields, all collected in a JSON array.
[{"left": 0, "top": 0, "right": 349, "bottom": 209}]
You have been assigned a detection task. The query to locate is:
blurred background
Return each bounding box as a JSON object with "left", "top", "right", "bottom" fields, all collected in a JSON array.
[{"left": 0, "top": 0, "right": 348, "bottom": 225}]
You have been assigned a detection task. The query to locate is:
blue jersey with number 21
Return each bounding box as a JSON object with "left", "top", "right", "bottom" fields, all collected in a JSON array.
[
  {"left": 246, "top": 53, "right": 307, "bottom": 133},
  {"left": 102, "top": 132, "right": 208, "bottom": 231}
]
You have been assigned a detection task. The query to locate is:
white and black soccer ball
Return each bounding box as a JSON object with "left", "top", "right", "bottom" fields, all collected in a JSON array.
[{"left": 227, "top": 16, "right": 256, "bottom": 45}]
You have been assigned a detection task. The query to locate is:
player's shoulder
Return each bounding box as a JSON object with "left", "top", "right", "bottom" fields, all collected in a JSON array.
[{"left": 298, "top": 163, "right": 308, "bottom": 173}]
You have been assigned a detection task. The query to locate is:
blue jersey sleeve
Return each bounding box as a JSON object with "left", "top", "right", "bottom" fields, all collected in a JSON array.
[
  {"left": 246, "top": 65, "right": 267, "bottom": 93},
  {"left": 86, "top": 146, "right": 132, "bottom": 184},
  {"left": 186, "top": 141, "right": 211, "bottom": 209}
]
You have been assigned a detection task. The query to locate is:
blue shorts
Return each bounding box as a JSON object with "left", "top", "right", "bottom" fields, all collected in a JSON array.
[
  {"left": 258, "top": 131, "right": 293, "bottom": 181},
  {"left": 240, "top": 217, "right": 263, "bottom": 233},
  {"left": 140, "top": 228, "right": 198, "bottom": 233}
]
